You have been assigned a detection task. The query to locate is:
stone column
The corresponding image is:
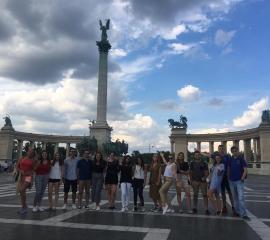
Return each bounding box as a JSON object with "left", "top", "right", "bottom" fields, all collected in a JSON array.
[
  {"left": 259, "top": 124, "right": 270, "bottom": 164},
  {"left": 0, "top": 129, "right": 14, "bottom": 163},
  {"left": 209, "top": 141, "right": 214, "bottom": 154},
  {"left": 66, "top": 143, "right": 70, "bottom": 158},
  {"left": 222, "top": 141, "right": 227, "bottom": 153},
  {"left": 233, "top": 140, "right": 240, "bottom": 149},
  {"left": 170, "top": 140, "right": 175, "bottom": 153},
  {"left": 170, "top": 128, "right": 187, "bottom": 161},
  {"left": 17, "top": 139, "right": 23, "bottom": 160},
  {"left": 42, "top": 142, "right": 46, "bottom": 150},
  {"left": 29, "top": 141, "right": 35, "bottom": 149},
  {"left": 244, "top": 139, "right": 252, "bottom": 162},
  {"left": 257, "top": 138, "right": 261, "bottom": 162},
  {"left": 253, "top": 139, "right": 258, "bottom": 162},
  {"left": 196, "top": 141, "right": 201, "bottom": 152},
  {"left": 54, "top": 143, "right": 59, "bottom": 154}
]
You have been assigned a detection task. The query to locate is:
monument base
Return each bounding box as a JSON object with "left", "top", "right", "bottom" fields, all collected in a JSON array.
[
  {"left": 170, "top": 128, "right": 188, "bottom": 160},
  {"left": 89, "top": 122, "right": 112, "bottom": 151},
  {"left": 0, "top": 128, "right": 15, "bottom": 163}
]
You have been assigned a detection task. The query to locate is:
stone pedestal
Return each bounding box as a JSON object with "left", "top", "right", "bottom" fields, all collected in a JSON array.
[
  {"left": 0, "top": 128, "right": 14, "bottom": 163},
  {"left": 170, "top": 128, "right": 188, "bottom": 160},
  {"left": 259, "top": 124, "right": 270, "bottom": 171},
  {"left": 90, "top": 123, "right": 112, "bottom": 151}
]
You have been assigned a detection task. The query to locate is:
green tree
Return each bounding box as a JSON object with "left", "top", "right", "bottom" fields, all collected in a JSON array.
[
  {"left": 103, "top": 139, "right": 129, "bottom": 156},
  {"left": 76, "top": 136, "right": 98, "bottom": 155}
]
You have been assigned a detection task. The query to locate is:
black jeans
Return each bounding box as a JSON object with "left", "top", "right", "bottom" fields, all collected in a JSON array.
[{"left": 133, "top": 178, "right": 144, "bottom": 206}]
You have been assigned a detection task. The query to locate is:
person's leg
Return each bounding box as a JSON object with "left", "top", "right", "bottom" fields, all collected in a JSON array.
[
  {"left": 91, "top": 175, "right": 97, "bottom": 204},
  {"left": 192, "top": 181, "right": 199, "bottom": 212},
  {"left": 19, "top": 180, "right": 30, "bottom": 209},
  {"left": 96, "top": 175, "right": 103, "bottom": 207},
  {"left": 159, "top": 180, "right": 172, "bottom": 207},
  {"left": 85, "top": 180, "right": 90, "bottom": 206},
  {"left": 78, "top": 181, "right": 84, "bottom": 207},
  {"left": 225, "top": 179, "right": 235, "bottom": 211},
  {"left": 133, "top": 180, "right": 138, "bottom": 207},
  {"left": 106, "top": 185, "right": 112, "bottom": 207},
  {"left": 201, "top": 182, "right": 209, "bottom": 212},
  {"left": 138, "top": 180, "right": 144, "bottom": 207},
  {"left": 63, "top": 179, "right": 70, "bottom": 205},
  {"left": 39, "top": 176, "right": 48, "bottom": 207},
  {"left": 71, "top": 180, "right": 77, "bottom": 205},
  {"left": 208, "top": 189, "right": 216, "bottom": 210},
  {"left": 120, "top": 183, "right": 126, "bottom": 209},
  {"left": 54, "top": 182, "right": 60, "bottom": 208},
  {"left": 221, "top": 177, "right": 227, "bottom": 213},
  {"left": 215, "top": 193, "right": 222, "bottom": 213},
  {"left": 229, "top": 181, "right": 239, "bottom": 215},
  {"left": 33, "top": 175, "right": 42, "bottom": 207},
  {"left": 176, "top": 183, "right": 182, "bottom": 209},
  {"left": 48, "top": 182, "right": 53, "bottom": 209},
  {"left": 236, "top": 181, "right": 247, "bottom": 217},
  {"left": 111, "top": 184, "right": 117, "bottom": 207},
  {"left": 126, "top": 183, "right": 132, "bottom": 208}
]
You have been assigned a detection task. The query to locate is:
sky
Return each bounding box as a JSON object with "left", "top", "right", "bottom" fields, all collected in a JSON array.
[{"left": 0, "top": 0, "right": 269, "bottom": 153}]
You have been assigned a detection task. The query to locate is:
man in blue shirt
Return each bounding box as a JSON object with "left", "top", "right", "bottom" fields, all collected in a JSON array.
[
  {"left": 77, "top": 150, "right": 93, "bottom": 209},
  {"left": 228, "top": 146, "right": 250, "bottom": 220}
]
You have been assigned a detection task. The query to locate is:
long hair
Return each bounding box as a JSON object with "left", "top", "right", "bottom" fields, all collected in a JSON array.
[
  {"left": 39, "top": 150, "right": 49, "bottom": 164},
  {"left": 122, "top": 155, "right": 131, "bottom": 166},
  {"left": 150, "top": 154, "right": 161, "bottom": 170},
  {"left": 94, "top": 152, "right": 105, "bottom": 166},
  {"left": 135, "top": 156, "right": 144, "bottom": 170},
  {"left": 51, "top": 152, "right": 63, "bottom": 166}
]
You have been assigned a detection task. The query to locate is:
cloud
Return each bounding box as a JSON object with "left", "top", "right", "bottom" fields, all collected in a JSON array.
[
  {"left": 155, "top": 99, "right": 181, "bottom": 111},
  {"left": 208, "top": 97, "right": 224, "bottom": 106},
  {"left": 111, "top": 48, "right": 128, "bottom": 58},
  {"left": 160, "top": 24, "right": 186, "bottom": 40},
  {"left": 177, "top": 85, "right": 201, "bottom": 102},
  {"left": 233, "top": 97, "right": 269, "bottom": 128},
  {"left": 214, "top": 29, "right": 236, "bottom": 47},
  {"left": 169, "top": 43, "right": 194, "bottom": 55}
]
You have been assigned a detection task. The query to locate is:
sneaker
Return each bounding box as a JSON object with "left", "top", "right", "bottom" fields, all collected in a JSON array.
[
  {"left": 62, "top": 204, "right": 67, "bottom": 210},
  {"left": 150, "top": 206, "right": 157, "bottom": 212},
  {"left": 140, "top": 207, "right": 145, "bottom": 212},
  {"left": 133, "top": 206, "right": 138, "bottom": 212},
  {"left": 32, "top": 206, "right": 38, "bottom": 213},
  {"left": 120, "top": 207, "right": 125, "bottom": 212},
  {"left": 205, "top": 210, "right": 210, "bottom": 215},
  {"left": 72, "top": 204, "right": 77, "bottom": 210},
  {"left": 84, "top": 205, "right": 89, "bottom": 209},
  {"left": 77, "top": 206, "right": 82, "bottom": 209},
  {"left": 38, "top": 206, "right": 45, "bottom": 212},
  {"left": 18, "top": 207, "right": 28, "bottom": 215},
  {"left": 96, "top": 206, "right": 101, "bottom": 211},
  {"left": 162, "top": 205, "right": 168, "bottom": 215},
  {"left": 192, "top": 208, "right": 197, "bottom": 214},
  {"left": 167, "top": 208, "right": 175, "bottom": 213},
  {"left": 242, "top": 215, "right": 251, "bottom": 221}
]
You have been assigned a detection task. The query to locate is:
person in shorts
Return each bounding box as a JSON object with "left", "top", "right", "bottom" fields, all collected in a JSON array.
[
  {"left": 77, "top": 150, "right": 92, "bottom": 209},
  {"left": 62, "top": 149, "right": 79, "bottom": 210}
]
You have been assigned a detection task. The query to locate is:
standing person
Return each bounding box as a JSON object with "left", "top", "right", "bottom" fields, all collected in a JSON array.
[
  {"left": 216, "top": 145, "right": 235, "bottom": 215},
  {"left": 175, "top": 152, "right": 192, "bottom": 214},
  {"left": 228, "top": 146, "right": 250, "bottom": 220},
  {"left": 77, "top": 150, "right": 93, "bottom": 209},
  {"left": 159, "top": 152, "right": 178, "bottom": 215},
  {"left": 48, "top": 152, "right": 64, "bottom": 211},
  {"left": 149, "top": 154, "right": 162, "bottom": 212},
  {"left": 62, "top": 149, "right": 79, "bottom": 210},
  {"left": 132, "top": 156, "right": 147, "bottom": 212},
  {"left": 105, "top": 152, "right": 120, "bottom": 209},
  {"left": 91, "top": 152, "right": 107, "bottom": 210},
  {"left": 16, "top": 149, "right": 36, "bottom": 215},
  {"left": 119, "top": 156, "right": 133, "bottom": 212},
  {"left": 190, "top": 150, "right": 210, "bottom": 215},
  {"left": 208, "top": 153, "right": 225, "bottom": 215},
  {"left": 33, "top": 150, "right": 50, "bottom": 212}
]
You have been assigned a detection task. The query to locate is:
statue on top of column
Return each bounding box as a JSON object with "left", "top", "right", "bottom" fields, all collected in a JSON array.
[
  {"left": 1, "top": 114, "right": 14, "bottom": 131},
  {"left": 99, "top": 19, "right": 110, "bottom": 42},
  {"left": 261, "top": 110, "right": 270, "bottom": 124}
]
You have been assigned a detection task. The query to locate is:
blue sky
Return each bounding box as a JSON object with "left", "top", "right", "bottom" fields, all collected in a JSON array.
[{"left": 0, "top": 0, "right": 269, "bottom": 152}]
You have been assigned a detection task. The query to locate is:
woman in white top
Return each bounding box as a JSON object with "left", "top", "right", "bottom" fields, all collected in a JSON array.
[
  {"left": 159, "top": 152, "right": 178, "bottom": 215},
  {"left": 48, "top": 152, "right": 64, "bottom": 210},
  {"left": 132, "top": 157, "right": 147, "bottom": 212}
]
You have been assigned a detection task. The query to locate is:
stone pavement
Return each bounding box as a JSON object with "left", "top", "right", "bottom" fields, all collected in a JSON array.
[{"left": 0, "top": 173, "right": 269, "bottom": 240}]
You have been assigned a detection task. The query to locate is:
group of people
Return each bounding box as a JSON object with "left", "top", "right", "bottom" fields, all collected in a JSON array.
[{"left": 15, "top": 144, "right": 250, "bottom": 220}]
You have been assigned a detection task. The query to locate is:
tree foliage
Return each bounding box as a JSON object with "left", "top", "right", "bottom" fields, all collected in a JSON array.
[
  {"left": 76, "top": 136, "right": 98, "bottom": 155},
  {"left": 103, "top": 139, "right": 128, "bottom": 156}
]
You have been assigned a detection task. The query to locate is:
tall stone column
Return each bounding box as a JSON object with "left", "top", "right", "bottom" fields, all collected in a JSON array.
[
  {"left": 222, "top": 141, "right": 227, "bottom": 153},
  {"left": 244, "top": 139, "right": 252, "bottom": 162},
  {"left": 17, "top": 139, "right": 23, "bottom": 160},
  {"left": 42, "top": 142, "right": 46, "bottom": 150},
  {"left": 89, "top": 20, "right": 112, "bottom": 151},
  {"left": 54, "top": 143, "right": 59, "bottom": 154},
  {"left": 209, "top": 141, "right": 214, "bottom": 154},
  {"left": 253, "top": 139, "right": 258, "bottom": 162},
  {"left": 196, "top": 141, "right": 201, "bottom": 152},
  {"left": 170, "top": 128, "right": 187, "bottom": 161},
  {"left": 170, "top": 140, "right": 175, "bottom": 153},
  {"left": 66, "top": 143, "right": 70, "bottom": 158}
]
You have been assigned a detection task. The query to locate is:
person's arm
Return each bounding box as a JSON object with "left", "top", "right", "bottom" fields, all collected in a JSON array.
[
  {"left": 189, "top": 162, "right": 193, "bottom": 183},
  {"left": 160, "top": 152, "right": 167, "bottom": 165},
  {"left": 143, "top": 164, "right": 147, "bottom": 186},
  {"left": 156, "top": 166, "right": 161, "bottom": 186},
  {"left": 241, "top": 158, "right": 248, "bottom": 181},
  {"left": 204, "top": 163, "right": 209, "bottom": 178},
  {"left": 172, "top": 164, "right": 178, "bottom": 182}
]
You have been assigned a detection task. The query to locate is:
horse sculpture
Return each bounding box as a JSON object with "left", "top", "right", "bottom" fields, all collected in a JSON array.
[{"left": 168, "top": 115, "right": 188, "bottom": 129}]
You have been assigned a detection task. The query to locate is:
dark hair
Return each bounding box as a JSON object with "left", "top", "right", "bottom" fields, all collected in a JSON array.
[
  {"left": 194, "top": 150, "right": 201, "bottom": 154},
  {"left": 213, "top": 152, "right": 222, "bottom": 165},
  {"left": 51, "top": 152, "right": 63, "bottom": 166},
  {"left": 122, "top": 155, "right": 131, "bottom": 166},
  {"left": 94, "top": 152, "right": 105, "bottom": 164},
  {"left": 135, "top": 156, "right": 144, "bottom": 169},
  {"left": 231, "top": 146, "right": 239, "bottom": 152},
  {"left": 218, "top": 145, "right": 224, "bottom": 148},
  {"left": 39, "top": 150, "right": 49, "bottom": 163}
]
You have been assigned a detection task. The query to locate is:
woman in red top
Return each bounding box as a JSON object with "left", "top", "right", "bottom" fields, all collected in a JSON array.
[
  {"left": 32, "top": 150, "right": 51, "bottom": 212},
  {"left": 16, "top": 149, "right": 36, "bottom": 215}
]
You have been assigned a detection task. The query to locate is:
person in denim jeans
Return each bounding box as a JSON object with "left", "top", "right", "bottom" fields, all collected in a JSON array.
[{"left": 228, "top": 146, "right": 250, "bottom": 221}]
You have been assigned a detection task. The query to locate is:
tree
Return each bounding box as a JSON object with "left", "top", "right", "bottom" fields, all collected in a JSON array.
[
  {"left": 103, "top": 139, "right": 129, "bottom": 156},
  {"left": 76, "top": 136, "right": 98, "bottom": 155}
]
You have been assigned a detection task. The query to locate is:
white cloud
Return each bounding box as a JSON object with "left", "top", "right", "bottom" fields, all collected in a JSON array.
[
  {"left": 110, "top": 48, "right": 128, "bottom": 58},
  {"left": 233, "top": 97, "right": 269, "bottom": 128},
  {"left": 177, "top": 85, "right": 201, "bottom": 102},
  {"left": 160, "top": 24, "right": 186, "bottom": 40},
  {"left": 169, "top": 43, "right": 194, "bottom": 54},
  {"left": 214, "top": 29, "right": 236, "bottom": 47}
]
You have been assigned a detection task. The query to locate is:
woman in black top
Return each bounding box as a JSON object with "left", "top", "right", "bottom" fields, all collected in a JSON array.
[
  {"left": 91, "top": 152, "right": 106, "bottom": 211},
  {"left": 105, "top": 152, "right": 120, "bottom": 209},
  {"left": 176, "top": 152, "right": 192, "bottom": 214},
  {"left": 119, "top": 155, "right": 133, "bottom": 212}
]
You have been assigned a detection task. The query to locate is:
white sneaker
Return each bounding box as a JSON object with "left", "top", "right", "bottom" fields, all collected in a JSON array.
[
  {"left": 38, "top": 206, "right": 45, "bottom": 212},
  {"left": 32, "top": 206, "right": 38, "bottom": 213},
  {"left": 120, "top": 207, "right": 125, "bottom": 212},
  {"left": 125, "top": 207, "right": 129, "bottom": 211},
  {"left": 62, "top": 204, "right": 67, "bottom": 210},
  {"left": 72, "top": 204, "right": 77, "bottom": 210},
  {"left": 167, "top": 208, "right": 175, "bottom": 213},
  {"left": 96, "top": 206, "right": 100, "bottom": 211},
  {"left": 162, "top": 205, "right": 168, "bottom": 215}
]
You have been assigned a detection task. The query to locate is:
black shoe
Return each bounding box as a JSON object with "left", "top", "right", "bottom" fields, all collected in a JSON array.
[
  {"left": 133, "top": 206, "right": 138, "bottom": 212},
  {"left": 242, "top": 215, "right": 251, "bottom": 221},
  {"left": 216, "top": 211, "right": 221, "bottom": 216},
  {"left": 233, "top": 212, "right": 240, "bottom": 217},
  {"left": 205, "top": 210, "right": 210, "bottom": 215},
  {"left": 192, "top": 208, "right": 197, "bottom": 214}
]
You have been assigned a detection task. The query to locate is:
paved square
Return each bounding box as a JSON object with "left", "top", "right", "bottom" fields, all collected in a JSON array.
[{"left": 0, "top": 173, "right": 269, "bottom": 240}]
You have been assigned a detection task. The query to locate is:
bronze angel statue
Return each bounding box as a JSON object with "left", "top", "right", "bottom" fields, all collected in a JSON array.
[{"left": 99, "top": 19, "right": 110, "bottom": 41}]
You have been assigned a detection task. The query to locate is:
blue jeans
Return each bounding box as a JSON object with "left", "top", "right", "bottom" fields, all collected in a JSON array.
[{"left": 229, "top": 180, "right": 247, "bottom": 217}]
